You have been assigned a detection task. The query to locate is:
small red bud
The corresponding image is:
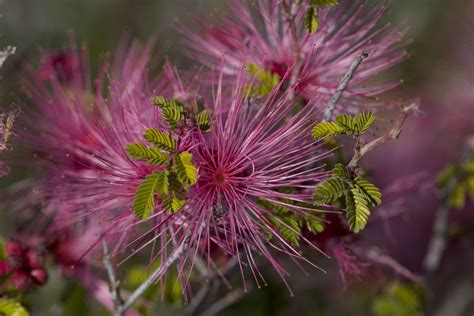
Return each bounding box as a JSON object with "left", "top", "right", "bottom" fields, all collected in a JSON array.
[
  {"left": 5, "top": 239, "right": 23, "bottom": 256},
  {"left": 30, "top": 268, "right": 48, "bottom": 286},
  {"left": 25, "top": 249, "right": 44, "bottom": 269},
  {"left": 11, "top": 270, "right": 32, "bottom": 292},
  {"left": 6, "top": 254, "right": 25, "bottom": 270}
]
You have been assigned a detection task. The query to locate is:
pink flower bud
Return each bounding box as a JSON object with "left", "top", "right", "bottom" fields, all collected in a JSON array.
[
  {"left": 30, "top": 268, "right": 48, "bottom": 286},
  {"left": 0, "top": 260, "right": 8, "bottom": 276},
  {"left": 6, "top": 254, "right": 25, "bottom": 270},
  {"left": 5, "top": 239, "right": 23, "bottom": 256},
  {"left": 25, "top": 249, "right": 44, "bottom": 269},
  {"left": 11, "top": 270, "right": 32, "bottom": 292}
]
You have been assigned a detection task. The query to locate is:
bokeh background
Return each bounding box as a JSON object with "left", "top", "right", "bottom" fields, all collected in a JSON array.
[{"left": 1, "top": 0, "right": 473, "bottom": 315}]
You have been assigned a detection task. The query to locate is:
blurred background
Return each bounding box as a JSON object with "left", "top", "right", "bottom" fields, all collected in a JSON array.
[{"left": 0, "top": 0, "right": 473, "bottom": 315}]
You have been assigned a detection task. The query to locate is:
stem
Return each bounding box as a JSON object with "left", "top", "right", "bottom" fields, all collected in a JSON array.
[
  {"left": 0, "top": 46, "right": 15, "bottom": 69},
  {"left": 283, "top": 0, "right": 303, "bottom": 100},
  {"left": 120, "top": 222, "right": 205, "bottom": 313},
  {"left": 347, "top": 101, "right": 420, "bottom": 171},
  {"left": 200, "top": 289, "right": 245, "bottom": 316},
  {"left": 102, "top": 239, "right": 124, "bottom": 316},
  {"left": 323, "top": 52, "right": 369, "bottom": 122}
]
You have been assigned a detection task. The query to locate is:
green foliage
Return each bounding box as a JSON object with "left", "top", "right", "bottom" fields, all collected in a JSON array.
[
  {"left": 0, "top": 298, "right": 29, "bottom": 316},
  {"left": 133, "top": 173, "right": 161, "bottom": 220},
  {"left": 162, "top": 194, "right": 186, "bottom": 213},
  {"left": 155, "top": 170, "right": 170, "bottom": 196},
  {"left": 313, "top": 163, "right": 381, "bottom": 233},
  {"left": 0, "top": 237, "right": 6, "bottom": 259},
  {"left": 259, "top": 198, "right": 325, "bottom": 246},
  {"left": 161, "top": 105, "right": 184, "bottom": 130},
  {"left": 312, "top": 112, "right": 376, "bottom": 139},
  {"left": 313, "top": 177, "right": 348, "bottom": 205},
  {"left": 244, "top": 63, "right": 280, "bottom": 97},
  {"left": 436, "top": 159, "right": 474, "bottom": 209},
  {"left": 174, "top": 151, "right": 197, "bottom": 186},
  {"left": 373, "top": 282, "right": 424, "bottom": 316},
  {"left": 125, "top": 143, "right": 168, "bottom": 166},
  {"left": 305, "top": 0, "right": 339, "bottom": 34},
  {"left": 196, "top": 109, "right": 211, "bottom": 131},
  {"left": 311, "top": 122, "right": 345, "bottom": 139},
  {"left": 152, "top": 96, "right": 181, "bottom": 109},
  {"left": 144, "top": 129, "right": 177, "bottom": 151},
  {"left": 304, "top": 6, "right": 319, "bottom": 34}
]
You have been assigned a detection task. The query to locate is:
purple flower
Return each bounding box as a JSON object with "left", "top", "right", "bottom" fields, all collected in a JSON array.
[{"left": 183, "top": 0, "right": 407, "bottom": 113}]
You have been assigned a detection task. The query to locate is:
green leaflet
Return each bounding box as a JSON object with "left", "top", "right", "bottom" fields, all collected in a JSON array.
[
  {"left": 268, "top": 213, "right": 301, "bottom": 247},
  {"left": 354, "top": 177, "right": 382, "bottom": 206},
  {"left": 174, "top": 151, "right": 197, "bottom": 186},
  {"left": 436, "top": 160, "right": 474, "bottom": 210},
  {"left": 346, "top": 186, "right": 371, "bottom": 233},
  {"left": 313, "top": 163, "right": 381, "bottom": 233},
  {"left": 162, "top": 194, "right": 186, "bottom": 213},
  {"left": 354, "top": 111, "right": 376, "bottom": 134},
  {"left": 312, "top": 112, "right": 376, "bottom": 139},
  {"left": 311, "top": 122, "right": 345, "bottom": 139},
  {"left": 0, "top": 298, "right": 29, "bottom": 316},
  {"left": 144, "top": 128, "right": 177, "bottom": 151},
  {"left": 133, "top": 173, "right": 161, "bottom": 220},
  {"left": 311, "top": 0, "right": 339, "bottom": 6},
  {"left": 152, "top": 96, "right": 181, "bottom": 109},
  {"left": 197, "top": 109, "right": 211, "bottom": 131},
  {"left": 126, "top": 143, "right": 168, "bottom": 166},
  {"left": 304, "top": 6, "right": 319, "bottom": 34},
  {"left": 313, "top": 177, "right": 349, "bottom": 205},
  {"left": 162, "top": 105, "right": 183, "bottom": 130},
  {"left": 244, "top": 63, "right": 280, "bottom": 97}
]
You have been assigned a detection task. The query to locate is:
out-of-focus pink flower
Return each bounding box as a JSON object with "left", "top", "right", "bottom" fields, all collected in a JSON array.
[{"left": 183, "top": 0, "right": 407, "bottom": 113}]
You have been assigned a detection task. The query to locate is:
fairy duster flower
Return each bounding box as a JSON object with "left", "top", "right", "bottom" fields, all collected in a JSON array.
[{"left": 183, "top": 0, "right": 407, "bottom": 113}]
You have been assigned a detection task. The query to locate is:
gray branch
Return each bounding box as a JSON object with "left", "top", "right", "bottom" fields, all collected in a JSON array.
[
  {"left": 102, "top": 239, "right": 124, "bottom": 316},
  {"left": 322, "top": 52, "right": 369, "bottom": 122}
]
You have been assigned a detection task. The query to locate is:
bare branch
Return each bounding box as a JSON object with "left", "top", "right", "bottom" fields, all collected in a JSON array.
[
  {"left": 200, "top": 288, "right": 245, "bottom": 316},
  {"left": 323, "top": 52, "right": 369, "bottom": 122},
  {"left": 121, "top": 222, "right": 205, "bottom": 313},
  {"left": 102, "top": 239, "right": 125, "bottom": 316},
  {"left": 0, "top": 46, "right": 15, "bottom": 69},
  {"left": 347, "top": 101, "right": 421, "bottom": 170}
]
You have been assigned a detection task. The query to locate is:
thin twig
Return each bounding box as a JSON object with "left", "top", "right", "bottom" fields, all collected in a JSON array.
[
  {"left": 184, "top": 258, "right": 238, "bottom": 315},
  {"left": 102, "top": 239, "right": 125, "bottom": 316},
  {"left": 347, "top": 102, "right": 421, "bottom": 171},
  {"left": 322, "top": 52, "right": 369, "bottom": 122},
  {"left": 120, "top": 223, "right": 205, "bottom": 314},
  {"left": 200, "top": 289, "right": 245, "bottom": 316},
  {"left": 0, "top": 46, "right": 15, "bottom": 69}
]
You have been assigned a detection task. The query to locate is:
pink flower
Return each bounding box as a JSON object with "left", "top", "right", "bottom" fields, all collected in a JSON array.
[{"left": 183, "top": 0, "right": 406, "bottom": 113}]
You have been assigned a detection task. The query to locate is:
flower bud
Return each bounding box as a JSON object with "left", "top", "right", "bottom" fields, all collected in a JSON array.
[
  {"left": 30, "top": 268, "right": 48, "bottom": 286},
  {"left": 11, "top": 270, "right": 32, "bottom": 292}
]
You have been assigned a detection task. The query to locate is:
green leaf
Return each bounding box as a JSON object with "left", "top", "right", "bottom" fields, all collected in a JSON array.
[
  {"left": 372, "top": 282, "right": 424, "bottom": 316},
  {"left": 133, "top": 173, "right": 160, "bottom": 220},
  {"left": 152, "top": 96, "right": 181, "bottom": 109},
  {"left": 335, "top": 114, "right": 355, "bottom": 132},
  {"left": 0, "top": 298, "right": 29, "bottom": 316},
  {"left": 346, "top": 186, "right": 371, "bottom": 233},
  {"left": 244, "top": 63, "right": 280, "bottom": 97},
  {"left": 311, "top": 0, "right": 339, "bottom": 6},
  {"left": 0, "top": 237, "right": 6, "bottom": 260},
  {"left": 162, "top": 194, "right": 186, "bottom": 213},
  {"left": 174, "top": 151, "right": 198, "bottom": 186},
  {"left": 332, "top": 163, "right": 351, "bottom": 179},
  {"left": 162, "top": 105, "right": 183, "bottom": 130},
  {"left": 436, "top": 165, "right": 457, "bottom": 188},
  {"left": 269, "top": 215, "right": 301, "bottom": 247},
  {"left": 314, "top": 177, "right": 349, "bottom": 205},
  {"left": 354, "top": 111, "right": 375, "bottom": 133},
  {"left": 354, "top": 177, "right": 382, "bottom": 206},
  {"left": 197, "top": 110, "right": 211, "bottom": 131},
  {"left": 155, "top": 170, "right": 170, "bottom": 196},
  {"left": 125, "top": 143, "right": 168, "bottom": 166},
  {"left": 305, "top": 218, "right": 325, "bottom": 234},
  {"left": 448, "top": 182, "right": 466, "bottom": 209},
  {"left": 304, "top": 7, "right": 319, "bottom": 34},
  {"left": 144, "top": 129, "right": 177, "bottom": 151},
  {"left": 311, "top": 122, "right": 345, "bottom": 139}
]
